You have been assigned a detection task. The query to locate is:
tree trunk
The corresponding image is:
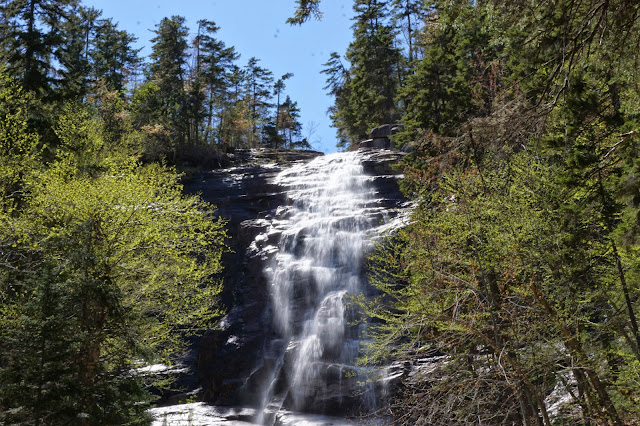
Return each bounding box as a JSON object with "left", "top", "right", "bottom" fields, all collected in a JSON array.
[
  {"left": 24, "top": 0, "right": 36, "bottom": 89},
  {"left": 78, "top": 291, "right": 107, "bottom": 425}
]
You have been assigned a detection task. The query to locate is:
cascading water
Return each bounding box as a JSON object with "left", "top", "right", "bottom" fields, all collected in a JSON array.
[
  {"left": 246, "top": 151, "right": 398, "bottom": 424},
  {"left": 148, "top": 149, "right": 408, "bottom": 425}
]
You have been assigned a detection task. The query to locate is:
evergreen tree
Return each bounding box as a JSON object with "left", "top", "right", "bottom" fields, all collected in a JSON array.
[
  {"left": 193, "top": 19, "right": 239, "bottom": 145},
  {"left": 244, "top": 57, "right": 273, "bottom": 146},
  {"left": 146, "top": 16, "right": 190, "bottom": 156},
  {"left": 324, "top": 0, "right": 403, "bottom": 147},
  {"left": 0, "top": 0, "right": 78, "bottom": 97},
  {"left": 321, "top": 51, "right": 352, "bottom": 148},
  {"left": 273, "top": 72, "right": 293, "bottom": 148},
  {"left": 56, "top": 5, "right": 98, "bottom": 101},
  {"left": 279, "top": 95, "right": 306, "bottom": 148},
  {"left": 91, "top": 17, "right": 139, "bottom": 93},
  {"left": 394, "top": 2, "right": 499, "bottom": 145},
  {"left": 390, "top": 0, "right": 425, "bottom": 63},
  {"left": 217, "top": 64, "right": 252, "bottom": 147}
]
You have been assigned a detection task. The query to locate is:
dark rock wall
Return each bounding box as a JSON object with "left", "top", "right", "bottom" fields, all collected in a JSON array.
[{"left": 182, "top": 149, "right": 406, "bottom": 409}]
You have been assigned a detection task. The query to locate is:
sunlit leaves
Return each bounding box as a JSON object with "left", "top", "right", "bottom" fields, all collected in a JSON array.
[{"left": 0, "top": 91, "right": 227, "bottom": 423}]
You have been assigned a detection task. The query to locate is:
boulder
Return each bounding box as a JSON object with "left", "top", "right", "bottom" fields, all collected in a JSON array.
[
  {"left": 359, "top": 124, "right": 404, "bottom": 150},
  {"left": 369, "top": 124, "right": 394, "bottom": 139},
  {"left": 359, "top": 139, "right": 374, "bottom": 148},
  {"left": 360, "top": 149, "right": 405, "bottom": 176}
]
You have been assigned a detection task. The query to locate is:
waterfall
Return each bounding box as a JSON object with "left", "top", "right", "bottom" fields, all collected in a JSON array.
[
  {"left": 249, "top": 151, "right": 393, "bottom": 423},
  {"left": 149, "top": 149, "right": 407, "bottom": 425}
]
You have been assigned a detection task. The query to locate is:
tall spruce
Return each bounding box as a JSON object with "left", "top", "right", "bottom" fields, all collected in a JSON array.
[
  {"left": 147, "top": 16, "right": 190, "bottom": 156},
  {"left": 325, "top": 0, "right": 402, "bottom": 147},
  {"left": 57, "top": 6, "right": 108, "bottom": 102},
  {"left": 0, "top": 0, "right": 78, "bottom": 98},
  {"left": 321, "top": 51, "right": 352, "bottom": 148},
  {"left": 244, "top": 57, "right": 273, "bottom": 146},
  {"left": 218, "top": 64, "right": 252, "bottom": 147},
  {"left": 273, "top": 72, "right": 294, "bottom": 148},
  {"left": 193, "top": 19, "right": 239, "bottom": 145},
  {"left": 91, "top": 17, "right": 139, "bottom": 93},
  {"left": 390, "top": 0, "right": 425, "bottom": 63},
  {"left": 279, "top": 95, "right": 307, "bottom": 149}
]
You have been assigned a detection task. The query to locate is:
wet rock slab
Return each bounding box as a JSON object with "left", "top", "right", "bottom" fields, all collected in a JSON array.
[{"left": 180, "top": 149, "right": 408, "bottom": 417}]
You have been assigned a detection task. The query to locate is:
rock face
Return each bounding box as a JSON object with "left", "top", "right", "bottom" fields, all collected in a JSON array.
[
  {"left": 183, "top": 148, "right": 408, "bottom": 420},
  {"left": 358, "top": 124, "right": 403, "bottom": 150}
]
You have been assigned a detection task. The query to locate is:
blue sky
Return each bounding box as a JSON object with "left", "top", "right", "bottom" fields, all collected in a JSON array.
[{"left": 82, "top": 0, "right": 354, "bottom": 153}]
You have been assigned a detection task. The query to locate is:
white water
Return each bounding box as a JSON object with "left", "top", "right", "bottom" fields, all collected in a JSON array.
[
  {"left": 150, "top": 151, "right": 406, "bottom": 425},
  {"left": 251, "top": 151, "right": 395, "bottom": 423}
]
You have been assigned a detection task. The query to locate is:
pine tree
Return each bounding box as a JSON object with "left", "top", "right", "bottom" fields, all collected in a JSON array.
[
  {"left": 390, "top": 0, "right": 425, "bottom": 63},
  {"left": 244, "top": 57, "right": 273, "bottom": 146},
  {"left": 0, "top": 0, "right": 78, "bottom": 97},
  {"left": 147, "top": 16, "right": 190, "bottom": 157},
  {"left": 395, "top": 2, "right": 493, "bottom": 144},
  {"left": 217, "top": 64, "right": 252, "bottom": 147},
  {"left": 91, "top": 17, "right": 139, "bottom": 93},
  {"left": 193, "top": 19, "right": 239, "bottom": 145},
  {"left": 273, "top": 72, "right": 294, "bottom": 148},
  {"left": 57, "top": 5, "right": 99, "bottom": 101},
  {"left": 324, "top": 0, "right": 403, "bottom": 147},
  {"left": 321, "top": 52, "right": 352, "bottom": 148},
  {"left": 279, "top": 95, "right": 306, "bottom": 148}
]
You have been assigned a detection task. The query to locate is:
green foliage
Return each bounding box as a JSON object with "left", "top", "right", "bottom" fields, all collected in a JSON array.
[
  {"left": 287, "top": 0, "right": 323, "bottom": 25},
  {"left": 0, "top": 72, "right": 39, "bottom": 208},
  {"left": 22, "top": 156, "right": 226, "bottom": 345},
  {"left": 324, "top": 0, "right": 403, "bottom": 147},
  {"left": 365, "top": 152, "right": 640, "bottom": 423},
  {"left": 0, "top": 82, "right": 227, "bottom": 424}
]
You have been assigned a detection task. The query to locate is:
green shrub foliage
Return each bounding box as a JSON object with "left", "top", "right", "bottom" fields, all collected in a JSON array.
[{"left": 0, "top": 72, "right": 227, "bottom": 425}]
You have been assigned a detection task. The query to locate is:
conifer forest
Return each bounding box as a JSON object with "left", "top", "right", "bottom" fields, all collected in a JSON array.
[{"left": 2, "top": 0, "right": 640, "bottom": 424}]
